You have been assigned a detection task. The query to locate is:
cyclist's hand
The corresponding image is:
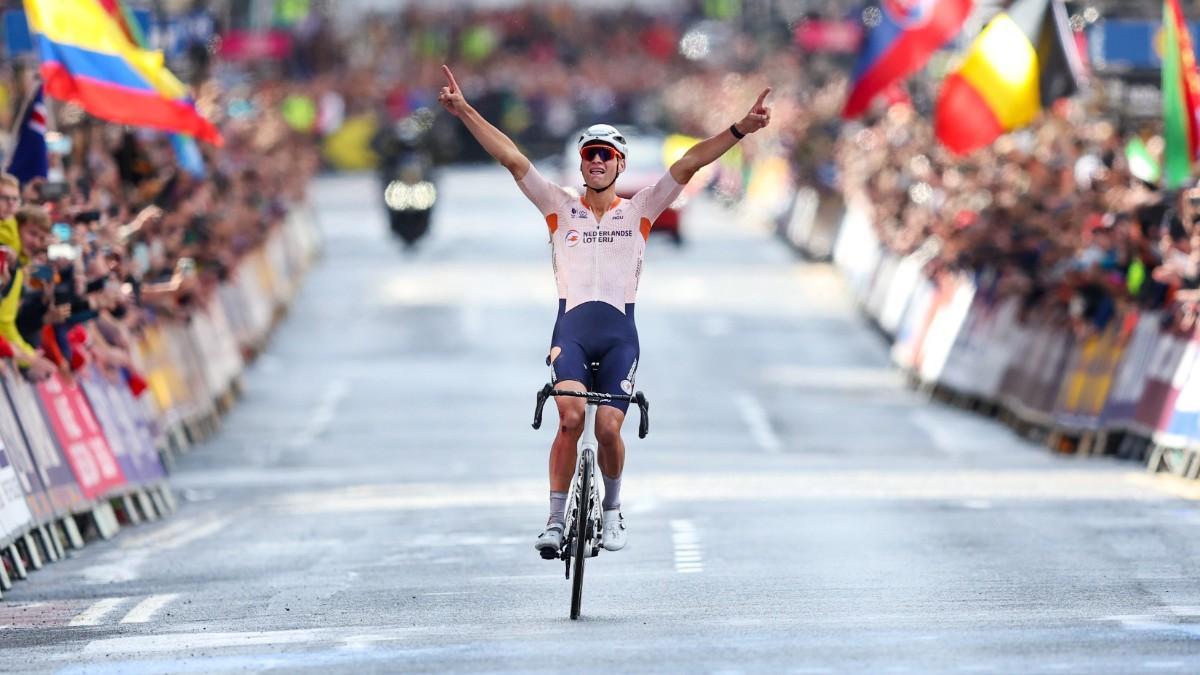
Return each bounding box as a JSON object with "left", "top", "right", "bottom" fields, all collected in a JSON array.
[
  {"left": 437, "top": 65, "right": 468, "bottom": 118},
  {"left": 737, "top": 87, "right": 772, "bottom": 135}
]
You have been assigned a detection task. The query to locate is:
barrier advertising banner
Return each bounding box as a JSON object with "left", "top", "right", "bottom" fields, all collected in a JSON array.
[
  {"left": 120, "top": 383, "right": 166, "bottom": 484},
  {"left": 36, "top": 373, "right": 126, "bottom": 500},
  {"left": 1103, "top": 311, "right": 1160, "bottom": 432},
  {"left": 890, "top": 276, "right": 936, "bottom": 370},
  {"left": 1157, "top": 329, "right": 1200, "bottom": 447},
  {"left": 5, "top": 375, "right": 88, "bottom": 514},
  {"left": 0, "top": 378, "right": 55, "bottom": 523},
  {"left": 1134, "top": 331, "right": 1193, "bottom": 434},
  {"left": 0, "top": 441, "right": 34, "bottom": 543},
  {"left": 79, "top": 368, "right": 165, "bottom": 486},
  {"left": 1054, "top": 323, "right": 1125, "bottom": 432}
]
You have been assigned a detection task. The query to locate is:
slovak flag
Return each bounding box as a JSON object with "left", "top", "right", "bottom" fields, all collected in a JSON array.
[
  {"left": 7, "top": 84, "right": 49, "bottom": 185},
  {"left": 842, "top": 0, "right": 974, "bottom": 119}
]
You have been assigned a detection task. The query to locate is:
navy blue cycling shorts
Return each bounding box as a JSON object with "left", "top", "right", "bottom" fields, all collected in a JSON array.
[{"left": 549, "top": 300, "right": 639, "bottom": 413}]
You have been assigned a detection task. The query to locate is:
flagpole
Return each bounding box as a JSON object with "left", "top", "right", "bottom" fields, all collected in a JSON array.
[
  {"left": 3, "top": 79, "right": 37, "bottom": 173},
  {"left": 1049, "top": 0, "right": 1086, "bottom": 93}
]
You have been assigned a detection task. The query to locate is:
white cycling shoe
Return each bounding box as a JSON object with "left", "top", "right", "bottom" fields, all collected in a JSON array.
[
  {"left": 601, "top": 509, "right": 626, "bottom": 551},
  {"left": 535, "top": 523, "right": 564, "bottom": 559}
]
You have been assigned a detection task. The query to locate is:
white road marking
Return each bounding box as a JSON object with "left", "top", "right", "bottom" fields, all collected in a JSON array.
[
  {"left": 275, "top": 469, "right": 1168, "bottom": 516},
  {"left": 85, "top": 515, "right": 232, "bottom": 584},
  {"left": 85, "top": 628, "right": 324, "bottom": 654},
  {"left": 733, "top": 391, "right": 782, "bottom": 453},
  {"left": 119, "top": 594, "right": 180, "bottom": 624},
  {"left": 759, "top": 365, "right": 904, "bottom": 390},
  {"left": 670, "top": 519, "right": 703, "bottom": 574},
  {"left": 69, "top": 597, "right": 130, "bottom": 627},
  {"left": 289, "top": 379, "right": 350, "bottom": 447}
]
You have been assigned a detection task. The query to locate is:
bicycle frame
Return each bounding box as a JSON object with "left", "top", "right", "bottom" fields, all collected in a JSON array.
[
  {"left": 579, "top": 400, "right": 599, "bottom": 455},
  {"left": 570, "top": 403, "right": 601, "bottom": 560},
  {"left": 531, "top": 382, "right": 650, "bottom": 619}
]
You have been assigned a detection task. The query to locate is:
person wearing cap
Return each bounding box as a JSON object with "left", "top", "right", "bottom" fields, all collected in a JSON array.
[{"left": 437, "top": 64, "right": 772, "bottom": 556}]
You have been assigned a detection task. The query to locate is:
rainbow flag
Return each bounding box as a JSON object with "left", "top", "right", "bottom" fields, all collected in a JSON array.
[
  {"left": 24, "top": 0, "right": 222, "bottom": 145},
  {"left": 1162, "top": 0, "right": 1200, "bottom": 189}
]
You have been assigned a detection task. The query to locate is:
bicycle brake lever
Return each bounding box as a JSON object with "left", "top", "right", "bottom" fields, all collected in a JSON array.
[
  {"left": 635, "top": 392, "right": 649, "bottom": 439},
  {"left": 532, "top": 383, "right": 553, "bottom": 430}
]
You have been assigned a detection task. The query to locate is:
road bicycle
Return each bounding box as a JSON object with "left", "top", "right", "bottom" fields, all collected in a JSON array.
[{"left": 532, "top": 366, "right": 649, "bottom": 620}]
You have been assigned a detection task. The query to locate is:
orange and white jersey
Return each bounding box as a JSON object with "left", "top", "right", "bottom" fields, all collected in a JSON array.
[{"left": 517, "top": 164, "right": 684, "bottom": 314}]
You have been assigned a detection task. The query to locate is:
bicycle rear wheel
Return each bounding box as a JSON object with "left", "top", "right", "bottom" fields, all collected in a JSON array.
[{"left": 569, "top": 450, "right": 593, "bottom": 620}]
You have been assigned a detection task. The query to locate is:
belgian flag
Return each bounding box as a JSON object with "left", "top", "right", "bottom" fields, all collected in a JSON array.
[{"left": 934, "top": 0, "right": 1082, "bottom": 155}]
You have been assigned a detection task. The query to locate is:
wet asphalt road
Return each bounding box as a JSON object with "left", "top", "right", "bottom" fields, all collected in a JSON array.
[{"left": 2, "top": 166, "right": 1200, "bottom": 674}]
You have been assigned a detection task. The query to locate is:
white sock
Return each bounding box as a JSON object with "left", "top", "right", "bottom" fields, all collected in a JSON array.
[
  {"left": 548, "top": 491, "right": 567, "bottom": 526},
  {"left": 602, "top": 473, "right": 621, "bottom": 511}
]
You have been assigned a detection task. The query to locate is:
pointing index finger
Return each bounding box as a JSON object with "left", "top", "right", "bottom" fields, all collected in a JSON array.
[
  {"left": 442, "top": 65, "right": 459, "bottom": 92},
  {"left": 754, "top": 87, "right": 772, "bottom": 110}
]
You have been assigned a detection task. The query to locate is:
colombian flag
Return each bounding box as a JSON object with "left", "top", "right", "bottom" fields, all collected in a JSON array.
[
  {"left": 24, "top": 0, "right": 222, "bottom": 145},
  {"left": 843, "top": 0, "right": 974, "bottom": 119},
  {"left": 934, "top": 0, "right": 1081, "bottom": 155}
]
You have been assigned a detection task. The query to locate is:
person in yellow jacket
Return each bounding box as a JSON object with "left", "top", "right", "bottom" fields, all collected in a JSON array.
[{"left": 0, "top": 174, "right": 60, "bottom": 379}]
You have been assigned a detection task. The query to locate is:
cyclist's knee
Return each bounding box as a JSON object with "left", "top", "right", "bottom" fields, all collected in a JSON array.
[
  {"left": 595, "top": 410, "right": 625, "bottom": 446},
  {"left": 558, "top": 406, "right": 585, "bottom": 436}
]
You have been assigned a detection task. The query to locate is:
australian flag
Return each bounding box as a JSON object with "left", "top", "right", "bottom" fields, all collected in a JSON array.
[
  {"left": 7, "top": 85, "right": 48, "bottom": 185},
  {"left": 842, "top": 0, "right": 974, "bottom": 119}
]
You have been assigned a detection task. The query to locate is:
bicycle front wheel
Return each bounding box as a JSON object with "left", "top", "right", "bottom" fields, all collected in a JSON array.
[{"left": 569, "top": 451, "right": 592, "bottom": 620}]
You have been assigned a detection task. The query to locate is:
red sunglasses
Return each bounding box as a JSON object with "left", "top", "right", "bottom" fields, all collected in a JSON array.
[{"left": 580, "top": 145, "right": 622, "bottom": 162}]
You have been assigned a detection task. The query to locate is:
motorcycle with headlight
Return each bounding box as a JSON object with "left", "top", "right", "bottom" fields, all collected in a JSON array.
[{"left": 375, "top": 112, "right": 438, "bottom": 247}]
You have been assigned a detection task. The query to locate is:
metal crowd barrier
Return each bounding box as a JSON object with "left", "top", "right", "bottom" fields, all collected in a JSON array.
[
  {"left": 772, "top": 186, "right": 1200, "bottom": 481},
  {"left": 0, "top": 205, "right": 321, "bottom": 598}
]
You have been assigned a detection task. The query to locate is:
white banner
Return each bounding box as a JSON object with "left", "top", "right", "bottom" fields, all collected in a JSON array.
[{"left": 0, "top": 446, "right": 34, "bottom": 544}]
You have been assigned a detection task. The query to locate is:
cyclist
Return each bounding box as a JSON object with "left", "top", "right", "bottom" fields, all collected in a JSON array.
[{"left": 436, "top": 65, "right": 771, "bottom": 556}]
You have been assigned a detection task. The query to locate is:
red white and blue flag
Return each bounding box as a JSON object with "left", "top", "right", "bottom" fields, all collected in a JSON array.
[
  {"left": 842, "top": 0, "right": 974, "bottom": 118},
  {"left": 7, "top": 84, "right": 49, "bottom": 185}
]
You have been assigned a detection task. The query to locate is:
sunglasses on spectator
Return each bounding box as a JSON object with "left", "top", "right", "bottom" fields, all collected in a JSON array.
[{"left": 580, "top": 146, "right": 622, "bottom": 162}]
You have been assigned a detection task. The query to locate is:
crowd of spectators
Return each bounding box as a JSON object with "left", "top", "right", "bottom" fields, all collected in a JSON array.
[
  {"left": 833, "top": 95, "right": 1200, "bottom": 337},
  {"left": 7, "top": 0, "right": 1176, "bottom": 371},
  {"left": 315, "top": 3, "right": 802, "bottom": 163},
  {"left": 0, "top": 61, "right": 318, "bottom": 389}
]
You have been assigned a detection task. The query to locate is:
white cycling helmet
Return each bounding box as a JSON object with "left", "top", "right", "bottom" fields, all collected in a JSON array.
[{"left": 576, "top": 124, "right": 628, "bottom": 158}]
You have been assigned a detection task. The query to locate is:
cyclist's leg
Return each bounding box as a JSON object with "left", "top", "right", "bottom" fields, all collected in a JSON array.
[
  {"left": 593, "top": 340, "right": 638, "bottom": 511},
  {"left": 595, "top": 406, "right": 626, "bottom": 506},
  {"left": 548, "top": 343, "right": 589, "bottom": 520},
  {"left": 536, "top": 345, "right": 589, "bottom": 556},
  {"left": 595, "top": 405, "right": 629, "bottom": 551}
]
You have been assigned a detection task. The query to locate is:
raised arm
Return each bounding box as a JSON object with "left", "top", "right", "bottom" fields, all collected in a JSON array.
[
  {"left": 437, "top": 65, "right": 531, "bottom": 180},
  {"left": 669, "top": 87, "right": 772, "bottom": 185}
]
